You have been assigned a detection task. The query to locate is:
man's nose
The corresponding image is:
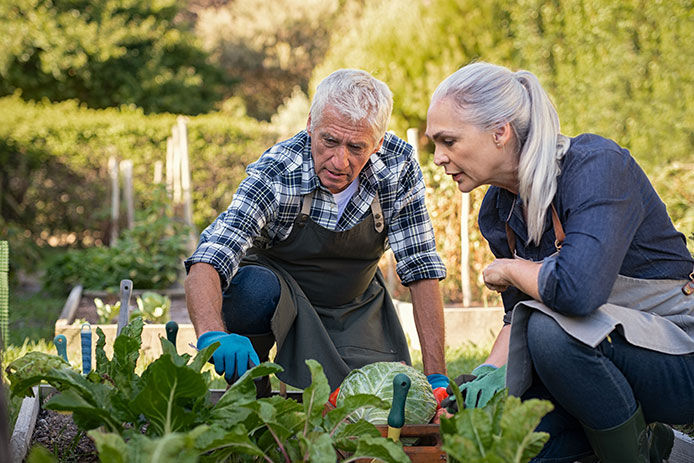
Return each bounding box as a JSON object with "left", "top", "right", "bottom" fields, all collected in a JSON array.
[{"left": 332, "top": 145, "right": 350, "bottom": 170}]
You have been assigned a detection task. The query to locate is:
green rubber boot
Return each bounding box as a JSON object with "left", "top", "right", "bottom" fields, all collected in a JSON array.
[
  {"left": 583, "top": 404, "right": 674, "bottom": 463},
  {"left": 248, "top": 333, "right": 275, "bottom": 398}
]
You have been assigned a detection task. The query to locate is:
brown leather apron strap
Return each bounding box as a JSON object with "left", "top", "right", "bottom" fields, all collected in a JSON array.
[
  {"left": 506, "top": 203, "right": 565, "bottom": 255},
  {"left": 370, "top": 191, "right": 384, "bottom": 233}
]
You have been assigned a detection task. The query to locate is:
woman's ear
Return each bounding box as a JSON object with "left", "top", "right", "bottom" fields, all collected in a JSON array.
[{"left": 492, "top": 123, "right": 513, "bottom": 148}]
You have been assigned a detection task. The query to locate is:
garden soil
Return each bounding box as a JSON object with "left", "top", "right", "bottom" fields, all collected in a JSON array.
[{"left": 30, "top": 405, "right": 98, "bottom": 462}]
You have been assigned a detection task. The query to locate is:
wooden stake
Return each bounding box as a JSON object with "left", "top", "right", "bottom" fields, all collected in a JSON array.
[
  {"left": 460, "top": 193, "right": 471, "bottom": 306},
  {"left": 109, "top": 156, "right": 119, "bottom": 244},
  {"left": 120, "top": 160, "right": 135, "bottom": 230}
]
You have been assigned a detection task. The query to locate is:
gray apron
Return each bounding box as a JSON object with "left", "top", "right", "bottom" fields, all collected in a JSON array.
[
  {"left": 504, "top": 208, "right": 694, "bottom": 396},
  {"left": 239, "top": 190, "right": 411, "bottom": 389}
]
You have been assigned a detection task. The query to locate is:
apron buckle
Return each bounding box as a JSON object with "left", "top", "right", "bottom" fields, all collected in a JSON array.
[{"left": 682, "top": 272, "right": 694, "bottom": 296}]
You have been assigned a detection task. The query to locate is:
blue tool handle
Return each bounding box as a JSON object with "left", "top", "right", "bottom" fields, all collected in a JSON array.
[
  {"left": 53, "top": 334, "right": 68, "bottom": 363},
  {"left": 81, "top": 323, "right": 92, "bottom": 374}
]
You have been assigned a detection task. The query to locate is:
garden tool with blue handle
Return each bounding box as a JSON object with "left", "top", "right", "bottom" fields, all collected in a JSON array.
[
  {"left": 81, "top": 322, "right": 92, "bottom": 374},
  {"left": 117, "top": 279, "right": 133, "bottom": 336},
  {"left": 53, "top": 334, "right": 68, "bottom": 363}
]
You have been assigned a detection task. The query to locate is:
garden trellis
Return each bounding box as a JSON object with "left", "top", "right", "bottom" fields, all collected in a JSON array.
[{"left": 0, "top": 240, "right": 8, "bottom": 346}]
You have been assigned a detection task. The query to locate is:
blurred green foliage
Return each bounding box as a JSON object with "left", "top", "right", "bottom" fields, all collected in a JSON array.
[
  {"left": 194, "top": 0, "right": 342, "bottom": 120},
  {"left": 41, "top": 186, "right": 189, "bottom": 294},
  {"left": 0, "top": 0, "right": 691, "bottom": 304},
  {"left": 0, "top": 94, "right": 277, "bottom": 247},
  {"left": 0, "top": 0, "right": 227, "bottom": 114},
  {"left": 316, "top": 0, "right": 693, "bottom": 302}
]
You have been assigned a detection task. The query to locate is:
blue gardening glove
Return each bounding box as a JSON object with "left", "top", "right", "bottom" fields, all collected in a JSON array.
[
  {"left": 459, "top": 364, "right": 507, "bottom": 409},
  {"left": 197, "top": 331, "right": 260, "bottom": 384},
  {"left": 427, "top": 374, "right": 450, "bottom": 407}
]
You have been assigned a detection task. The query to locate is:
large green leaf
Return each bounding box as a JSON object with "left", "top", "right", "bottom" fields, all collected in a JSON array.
[
  {"left": 90, "top": 427, "right": 206, "bottom": 463},
  {"left": 302, "top": 359, "right": 331, "bottom": 430},
  {"left": 210, "top": 362, "right": 284, "bottom": 424},
  {"left": 305, "top": 432, "right": 337, "bottom": 463},
  {"left": 348, "top": 435, "right": 410, "bottom": 463},
  {"left": 44, "top": 388, "right": 122, "bottom": 432},
  {"left": 324, "top": 394, "right": 389, "bottom": 435},
  {"left": 133, "top": 352, "right": 209, "bottom": 436},
  {"left": 5, "top": 351, "right": 69, "bottom": 397},
  {"left": 194, "top": 423, "right": 265, "bottom": 460},
  {"left": 440, "top": 389, "right": 552, "bottom": 463}
]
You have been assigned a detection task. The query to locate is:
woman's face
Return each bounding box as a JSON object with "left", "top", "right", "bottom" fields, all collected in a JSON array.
[{"left": 425, "top": 97, "right": 518, "bottom": 193}]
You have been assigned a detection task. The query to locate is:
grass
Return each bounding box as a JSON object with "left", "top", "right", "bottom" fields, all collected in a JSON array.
[{"left": 7, "top": 287, "right": 64, "bottom": 346}]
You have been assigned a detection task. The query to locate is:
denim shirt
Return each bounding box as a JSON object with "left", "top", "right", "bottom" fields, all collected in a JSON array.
[{"left": 479, "top": 133, "right": 694, "bottom": 321}]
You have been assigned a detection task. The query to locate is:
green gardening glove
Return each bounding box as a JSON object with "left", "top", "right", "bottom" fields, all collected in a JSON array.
[{"left": 460, "top": 364, "right": 507, "bottom": 409}]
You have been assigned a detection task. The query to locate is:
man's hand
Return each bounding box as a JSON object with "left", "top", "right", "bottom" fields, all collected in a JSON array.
[
  {"left": 426, "top": 373, "right": 450, "bottom": 407},
  {"left": 197, "top": 331, "right": 260, "bottom": 384}
]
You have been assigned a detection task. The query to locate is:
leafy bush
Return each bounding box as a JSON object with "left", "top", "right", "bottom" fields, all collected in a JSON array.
[
  {"left": 42, "top": 186, "right": 189, "bottom": 294},
  {"left": 0, "top": 94, "right": 277, "bottom": 248},
  {"left": 0, "top": 0, "right": 227, "bottom": 115},
  {"left": 440, "top": 385, "right": 554, "bottom": 463},
  {"left": 6, "top": 317, "right": 411, "bottom": 462}
]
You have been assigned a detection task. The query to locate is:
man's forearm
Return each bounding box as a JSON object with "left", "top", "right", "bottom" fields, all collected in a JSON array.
[
  {"left": 185, "top": 263, "right": 226, "bottom": 336},
  {"left": 409, "top": 278, "right": 446, "bottom": 375}
]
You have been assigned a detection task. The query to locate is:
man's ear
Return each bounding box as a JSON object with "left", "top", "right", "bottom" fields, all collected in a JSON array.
[
  {"left": 306, "top": 115, "right": 312, "bottom": 135},
  {"left": 373, "top": 136, "right": 385, "bottom": 154}
]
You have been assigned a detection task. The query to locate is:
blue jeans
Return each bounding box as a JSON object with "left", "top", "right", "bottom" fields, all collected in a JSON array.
[
  {"left": 525, "top": 311, "right": 694, "bottom": 462},
  {"left": 221, "top": 265, "right": 280, "bottom": 335}
]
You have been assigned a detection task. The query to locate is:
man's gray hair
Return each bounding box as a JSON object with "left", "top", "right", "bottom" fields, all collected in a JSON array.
[
  {"left": 431, "top": 61, "right": 569, "bottom": 245},
  {"left": 310, "top": 69, "right": 393, "bottom": 143}
]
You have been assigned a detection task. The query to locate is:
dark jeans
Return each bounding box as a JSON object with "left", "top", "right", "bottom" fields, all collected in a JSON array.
[
  {"left": 221, "top": 265, "right": 280, "bottom": 335},
  {"left": 525, "top": 311, "right": 694, "bottom": 463}
]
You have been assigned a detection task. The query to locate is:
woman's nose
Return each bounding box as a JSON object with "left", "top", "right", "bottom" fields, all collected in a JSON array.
[{"left": 432, "top": 146, "right": 448, "bottom": 166}]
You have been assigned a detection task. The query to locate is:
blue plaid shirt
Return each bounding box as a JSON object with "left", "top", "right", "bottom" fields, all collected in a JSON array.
[{"left": 185, "top": 130, "right": 446, "bottom": 290}]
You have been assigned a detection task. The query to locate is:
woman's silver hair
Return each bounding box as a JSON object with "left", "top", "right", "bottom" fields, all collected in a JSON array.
[
  {"left": 431, "top": 61, "right": 570, "bottom": 245},
  {"left": 310, "top": 69, "right": 393, "bottom": 143}
]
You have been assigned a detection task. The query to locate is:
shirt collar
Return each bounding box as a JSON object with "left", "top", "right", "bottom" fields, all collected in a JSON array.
[{"left": 496, "top": 187, "right": 556, "bottom": 247}]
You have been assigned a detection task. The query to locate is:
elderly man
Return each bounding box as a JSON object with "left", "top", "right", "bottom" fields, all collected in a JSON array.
[{"left": 185, "top": 69, "right": 448, "bottom": 396}]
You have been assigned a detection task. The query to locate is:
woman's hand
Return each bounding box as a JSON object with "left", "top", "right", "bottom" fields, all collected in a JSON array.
[
  {"left": 482, "top": 259, "right": 514, "bottom": 292},
  {"left": 482, "top": 258, "right": 543, "bottom": 301}
]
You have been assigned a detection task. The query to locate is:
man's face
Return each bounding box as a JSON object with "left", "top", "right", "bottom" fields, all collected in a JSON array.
[{"left": 308, "top": 106, "right": 384, "bottom": 194}]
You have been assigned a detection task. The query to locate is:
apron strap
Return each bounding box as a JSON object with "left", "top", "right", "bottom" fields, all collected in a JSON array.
[
  {"left": 506, "top": 204, "right": 565, "bottom": 255},
  {"left": 300, "top": 189, "right": 384, "bottom": 233},
  {"left": 370, "top": 191, "right": 384, "bottom": 233}
]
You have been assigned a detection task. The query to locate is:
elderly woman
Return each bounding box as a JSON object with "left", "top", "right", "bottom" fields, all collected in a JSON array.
[{"left": 426, "top": 61, "right": 694, "bottom": 463}]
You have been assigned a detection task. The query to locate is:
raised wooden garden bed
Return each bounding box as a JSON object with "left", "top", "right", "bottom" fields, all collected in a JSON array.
[{"left": 54, "top": 285, "right": 197, "bottom": 365}]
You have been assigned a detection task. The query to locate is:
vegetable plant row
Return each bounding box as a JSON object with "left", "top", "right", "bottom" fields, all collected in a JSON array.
[{"left": 6, "top": 316, "right": 553, "bottom": 462}]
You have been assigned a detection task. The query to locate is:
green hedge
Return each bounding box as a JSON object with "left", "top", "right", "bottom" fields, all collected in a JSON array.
[{"left": 1, "top": 94, "right": 278, "bottom": 250}]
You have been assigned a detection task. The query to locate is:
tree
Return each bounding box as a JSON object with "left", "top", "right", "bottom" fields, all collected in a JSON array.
[
  {"left": 194, "top": 0, "right": 341, "bottom": 120},
  {"left": 0, "top": 0, "right": 227, "bottom": 114}
]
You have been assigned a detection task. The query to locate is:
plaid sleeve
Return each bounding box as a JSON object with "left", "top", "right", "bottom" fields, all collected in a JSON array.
[
  {"left": 388, "top": 157, "right": 447, "bottom": 285},
  {"left": 184, "top": 171, "right": 279, "bottom": 290}
]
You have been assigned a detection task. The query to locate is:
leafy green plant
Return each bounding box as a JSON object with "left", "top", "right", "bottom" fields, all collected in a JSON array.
[
  {"left": 42, "top": 185, "right": 189, "bottom": 294},
  {"left": 133, "top": 292, "right": 170, "bottom": 323},
  {"left": 94, "top": 298, "right": 121, "bottom": 325},
  {"left": 6, "top": 317, "right": 410, "bottom": 462},
  {"left": 439, "top": 382, "right": 553, "bottom": 463}
]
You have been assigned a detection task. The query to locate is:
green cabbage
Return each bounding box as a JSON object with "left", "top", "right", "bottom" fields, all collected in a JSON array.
[{"left": 336, "top": 362, "right": 437, "bottom": 425}]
